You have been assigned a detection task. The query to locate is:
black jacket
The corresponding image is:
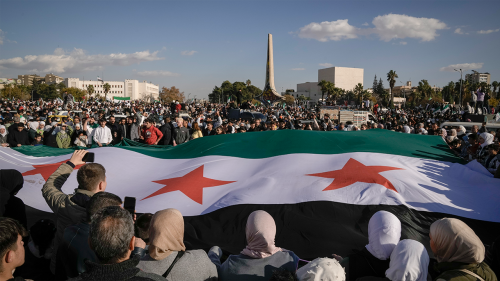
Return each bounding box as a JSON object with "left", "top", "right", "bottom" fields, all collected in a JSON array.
[
  {"left": 8, "top": 129, "right": 30, "bottom": 147},
  {"left": 67, "top": 255, "right": 164, "bottom": 281},
  {"left": 159, "top": 123, "right": 172, "bottom": 145},
  {"left": 43, "top": 126, "right": 58, "bottom": 148},
  {"left": 203, "top": 128, "right": 215, "bottom": 136},
  {"left": 341, "top": 248, "right": 390, "bottom": 281}
]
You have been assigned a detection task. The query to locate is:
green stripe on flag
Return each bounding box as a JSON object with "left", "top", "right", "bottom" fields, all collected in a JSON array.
[{"left": 12, "top": 130, "right": 462, "bottom": 163}]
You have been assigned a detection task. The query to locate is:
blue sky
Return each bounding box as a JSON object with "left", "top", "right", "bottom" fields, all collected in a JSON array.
[{"left": 0, "top": 0, "right": 499, "bottom": 99}]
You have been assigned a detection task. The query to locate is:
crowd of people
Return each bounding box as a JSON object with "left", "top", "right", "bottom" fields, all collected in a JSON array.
[
  {"left": 0, "top": 97, "right": 499, "bottom": 175},
  {"left": 0, "top": 98, "right": 500, "bottom": 280}
]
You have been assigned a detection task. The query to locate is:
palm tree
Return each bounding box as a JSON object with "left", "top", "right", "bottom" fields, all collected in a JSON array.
[
  {"left": 354, "top": 83, "right": 364, "bottom": 105},
  {"left": 492, "top": 81, "right": 499, "bottom": 98},
  {"left": 246, "top": 79, "right": 251, "bottom": 87},
  {"left": 318, "top": 80, "right": 329, "bottom": 102},
  {"left": 86, "top": 85, "right": 94, "bottom": 98},
  {"left": 103, "top": 83, "right": 111, "bottom": 101},
  {"left": 386, "top": 70, "right": 398, "bottom": 107}
]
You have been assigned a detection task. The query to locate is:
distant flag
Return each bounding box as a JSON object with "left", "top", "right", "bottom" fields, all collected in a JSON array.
[{"left": 97, "top": 76, "right": 103, "bottom": 82}]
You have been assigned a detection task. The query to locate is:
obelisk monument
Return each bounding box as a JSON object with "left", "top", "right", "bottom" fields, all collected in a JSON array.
[{"left": 260, "top": 34, "right": 283, "bottom": 106}]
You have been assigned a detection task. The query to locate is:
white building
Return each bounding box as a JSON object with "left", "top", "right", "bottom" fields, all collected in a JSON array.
[
  {"left": 64, "top": 78, "right": 159, "bottom": 100},
  {"left": 295, "top": 66, "right": 364, "bottom": 102}
]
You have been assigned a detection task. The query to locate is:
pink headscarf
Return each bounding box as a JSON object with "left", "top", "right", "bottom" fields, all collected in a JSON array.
[{"left": 241, "top": 210, "right": 283, "bottom": 258}]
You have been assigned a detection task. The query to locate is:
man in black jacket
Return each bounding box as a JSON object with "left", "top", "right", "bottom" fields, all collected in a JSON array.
[
  {"left": 203, "top": 122, "right": 215, "bottom": 136},
  {"left": 8, "top": 124, "right": 30, "bottom": 147},
  {"left": 55, "top": 192, "right": 123, "bottom": 279},
  {"left": 158, "top": 117, "right": 173, "bottom": 145},
  {"left": 67, "top": 206, "right": 162, "bottom": 281}
]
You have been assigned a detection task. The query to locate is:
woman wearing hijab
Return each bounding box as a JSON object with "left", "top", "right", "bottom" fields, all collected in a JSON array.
[
  {"left": 0, "top": 125, "right": 9, "bottom": 147},
  {"left": 457, "top": 126, "right": 467, "bottom": 140},
  {"left": 385, "top": 239, "right": 429, "bottom": 281},
  {"left": 208, "top": 210, "right": 299, "bottom": 281},
  {"left": 28, "top": 121, "right": 39, "bottom": 142},
  {"left": 430, "top": 218, "right": 496, "bottom": 281},
  {"left": 477, "top": 133, "right": 494, "bottom": 162},
  {"left": 446, "top": 129, "right": 458, "bottom": 143},
  {"left": 333, "top": 211, "right": 401, "bottom": 281},
  {"left": 137, "top": 208, "right": 217, "bottom": 281},
  {"left": 0, "top": 169, "right": 28, "bottom": 228},
  {"left": 296, "top": 258, "right": 345, "bottom": 281},
  {"left": 8, "top": 123, "right": 31, "bottom": 147},
  {"left": 44, "top": 122, "right": 59, "bottom": 148}
]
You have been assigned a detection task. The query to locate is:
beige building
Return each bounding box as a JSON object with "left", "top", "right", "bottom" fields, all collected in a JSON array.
[
  {"left": 18, "top": 73, "right": 64, "bottom": 86},
  {"left": 295, "top": 66, "right": 364, "bottom": 102},
  {"left": 465, "top": 72, "right": 491, "bottom": 84},
  {"left": 318, "top": 66, "right": 364, "bottom": 91}
]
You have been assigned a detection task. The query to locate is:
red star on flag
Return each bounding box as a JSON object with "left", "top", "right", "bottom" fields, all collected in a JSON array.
[
  {"left": 22, "top": 160, "right": 84, "bottom": 181},
  {"left": 142, "top": 165, "right": 235, "bottom": 204},
  {"left": 308, "top": 158, "right": 403, "bottom": 192}
]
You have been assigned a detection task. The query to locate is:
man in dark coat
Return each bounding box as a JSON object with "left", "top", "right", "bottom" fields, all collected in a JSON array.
[
  {"left": 158, "top": 117, "right": 173, "bottom": 145},
  {"left": 8, "top": 124, "right": 30, "bottom": 147}
]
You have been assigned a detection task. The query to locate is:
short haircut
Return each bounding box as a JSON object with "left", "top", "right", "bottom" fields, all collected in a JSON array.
[
  {"left": 13, "top": 116, "right": 20, "bottom": 123},
  {"left": 87, "top": 192, "right": 123, "bottom": 222},
  {"left": 489, "top": 144, "right": 500, "bottom": 152},
  {"left": 0, "top": 218, "right": 27, "bottom": 270},
  {"left": 29, "top": 219, "right": 56, "bottom": 257},
  {"left": 90, "top": 206, "right": 134, "bottom": 264},
  {"left": 77, "top": 163, "right": 106, "bottom": 192},
  {"left": 134, "top": 213, "right": 153, "bottom": 243}
]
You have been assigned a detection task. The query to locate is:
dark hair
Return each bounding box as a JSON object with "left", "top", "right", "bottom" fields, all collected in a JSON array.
[
  {"left": 488, "top": 144, "right": 500, "bottom": 152},
  {"left": 134, "top": 213, "right": 153, "bottom": 244},
  {"left": 0, "top": 218, "right": 27, "bottom": 270},
  {"left": 29, "top": 219, "right": 56, "bottom": 256},
  {"left": 89, "top": 206, "right": 134, "bottom": 264},
  {"left": 77, "top": 163, "right": 106, "bottom": 192},
  {"left": 87, "top": 192, "right": 123, "bottom": 222},
  {"left": 269, "top": 269, "right": 299, "bottom": 281}
]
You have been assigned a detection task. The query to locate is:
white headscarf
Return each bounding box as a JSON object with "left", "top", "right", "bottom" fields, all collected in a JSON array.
[
  {"left": 366, "top": 211, "right": 402, "bottom": 260},
  {"left": 457, "top": 126, "right": 466, "bottom": 136},
  {"left": 385, "top": 240, "right": 429, "bottom": 281},
  {"left": 418, "top": 128, "right": 428, "bottom": 135},
  {"left": 403, "top": 125, "right": 411, "bottom": 134},
  {"left": 296, "top": 258, "right": 345, "bottom": 281},
  {"left": 29, "top": 122, "right": 39, "bottom": 131},
  {"left": 0, "top": 125, "right": 7, "bottom": 137},
  {"left": 480, "top": 132, "right": 494, "bottom": 148}
]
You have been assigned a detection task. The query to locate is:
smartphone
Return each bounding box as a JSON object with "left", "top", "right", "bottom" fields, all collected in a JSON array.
[
  {"left": 82, "top": 152, "right": 94, "bottom": 163},
  {"left": 123, "top": 197, "right": 136, "bottom": 217}
]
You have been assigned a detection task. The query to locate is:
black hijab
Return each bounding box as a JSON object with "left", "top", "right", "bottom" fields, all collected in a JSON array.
[{"left": 0, "top": 169, "right": 24, "bottom": 216}]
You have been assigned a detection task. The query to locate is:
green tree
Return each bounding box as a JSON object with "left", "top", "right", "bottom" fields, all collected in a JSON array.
[
  {"left": 220, "top": 80, "right": 232, "bottom": 102},
  {"left": 62, "top": 87, "right": 86, "bottom": 101},
  {"left": 246, "top": 79, "right": 252, "bottom": 87},
  {"left": 38, "top": 84, "right": 59, "bottom": 100},
  {"left": 159, "top": 86, "right": 185, "bottom": 103},
  {"left": 492, "top": 81, "right": 499, "bottom": 98},
  {"left": 245, "top": 85, "right": 261, "bottom": 101},
  {"left": 232, "top": 81, "right": 246, "bottom": 102},
  {"left": 386, "top": 70, "right": 398, "bottom": 107},
  {"left": 354, "top": 83, "right": 364, "bottom": 105},
  {"left": 284, "top": 94, "right": 295, "bottom": 106},
  {"left": 208, "top": 86, "right": 222, "bottom": 103},
  {"left": 372, "top": 75, "right": 378, "bottom": 94},
  {"left": 417, "top": 80, "right": 433, "bottom": 100},
  {"left": 103, "top": 83, "right": 111, "bottom": 101},
  {"left": 86, "top": 84, "right": 95, "bottom": 98},
  {"left": 318, "top": 80, "right": 329, "bottom": 102}
]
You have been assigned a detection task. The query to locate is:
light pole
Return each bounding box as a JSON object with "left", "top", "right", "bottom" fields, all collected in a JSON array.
[
  {"left": 454, "top": 68, "right": 463, "bottom": 107},
  {"left": 400, "top": 81, "right": 405, "bottom": 108}
]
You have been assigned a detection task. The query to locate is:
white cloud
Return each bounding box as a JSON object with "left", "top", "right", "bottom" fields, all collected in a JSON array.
[
  {"left": 319, "top": 63, "right": 333, "bottom": 68},
  {"left": 181, "top": 50, "right": 197, "bottom": 56},
  {"left": 0, "top": 48, "right": 164, "bottom": 73},
  {"left": 454, "top": 28, "right": 464, "bottom": 34},
  {"left": 161, "top": 46, "right": 167, "bottom": 51},
  {"left": 137, "top": 70, "right": 179, "bottom": 77},
  {"left": 371, "top": 14, "right": 447, "bottom": 42},
  {"left": 291, "top": 68, "right": 305, "bottom": 71},
  {"left": 297, "top": 14, "right": 447, "bottom": 42},
  {"left": 0, "top": 29, "right": 4, "bottom": 45},
  {"left": 399, "top": 41, "right": 407, "bottom": 45},
  {"left": 362, "top": 22, "right": 369, "bottom": 26},
  {"left": 478, "top": 29, "right": 499, "bottom": 34},
  {"left": 440, "top": 63, "right": 483, "bottom": 72},
  {"left": 298, "top": 19, "right": 358, "bottom": 42}
]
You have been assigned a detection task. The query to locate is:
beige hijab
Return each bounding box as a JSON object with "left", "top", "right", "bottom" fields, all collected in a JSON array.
[
  {"left": 241, "top": 210, "right": 283, "bottom": 258},
  {"left": 430, "top": 218, "right": 485, "bottom": 263},
  {"left": 149, "top": 208, "right": 186, "bottom": 260}
]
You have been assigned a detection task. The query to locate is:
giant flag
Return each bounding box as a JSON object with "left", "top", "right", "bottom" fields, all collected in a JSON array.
[{"left": 4, "top": 130, "right": 500, "bottom": 259}]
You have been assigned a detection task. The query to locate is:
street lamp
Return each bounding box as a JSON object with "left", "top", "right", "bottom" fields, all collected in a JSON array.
[{"left": 454, "top": 68, "right": 463, "bottom": 107}]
